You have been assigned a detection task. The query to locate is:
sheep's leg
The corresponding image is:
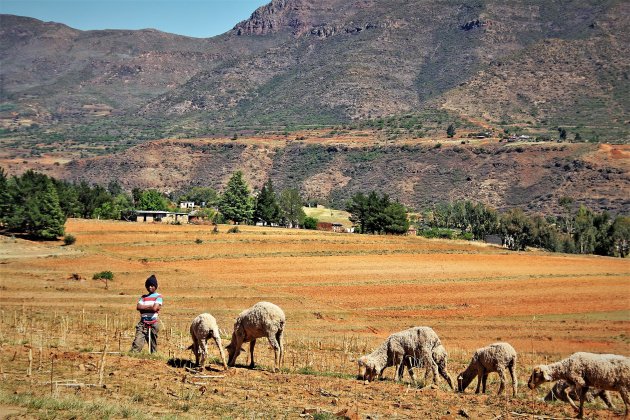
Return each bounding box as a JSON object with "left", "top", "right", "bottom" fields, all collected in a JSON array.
[
  {"left": 267, "top": 334, "right": 280, "bottom": 372},
  {"left": 394, "top": 354, "right": 404, "bottom": 382},
  {"left": 199, "top": 339, "right": 209, "bottom": 371},
  {"left": 563, "top": 385, "right": 580, "bottom": 411},
  {"left": 597, "top": 390, "right": 615, "bottom": 409},
  {"left": 275, "top": 329, "right": 285, "bottom": 369},
  {"left": 248, "top": 339, "right": 256, "bottom": 368},
  {"left": 481, "top": 372, "right": 489, "bottom": 394},
  {"left": 213, "top": 335, "right": 228, "bottom": 370},
  {"left": 227, "top": 335, "right": 243, "bottom": 367},
  {"left": 405, "top": 357, "right": 417, "bottom": 385},
  {"left": 577, "top": 386, "right": 588, "bottom": 419},
  {"left": 618, "top": 386, "right": 629, "bottom": 417},
  {"left": 509, "top": 364, "right": 517, "bottom": 396},
  {"left": 438, "top": 362, "right": 454, "bottom": 390},
  {"left": 475, "top": 367, "right": 484, "bottom": 394},
  {"left": 496, "top": 367, "right": 506, "bottom": 395},
  {"left": 424, "top": 352, "right": 439, "bottom": 385},
  {"left": 191, "top": 337, "right": 200, "bottom": 367}
]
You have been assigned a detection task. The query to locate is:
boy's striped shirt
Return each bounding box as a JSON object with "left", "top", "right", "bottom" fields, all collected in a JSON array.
[{"left": 138, "top": 292, "right": 163, "bottom": 324}]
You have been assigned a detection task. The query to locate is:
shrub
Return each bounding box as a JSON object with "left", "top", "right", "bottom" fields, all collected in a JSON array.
[
  {"left": 303, "top": 216, "right": 318, "bottom": 230},
  {"left": 227, "top": 226, "right": 240, "bottom": 234},
  {"left": 195, "top": 238, "right": 203, "bottom": 244},
  {"left": 93, "top": 271, "right": 114, "bottom": 281},
  {"left": 63, "top": 234, "right": 76, "bottom": 246}
]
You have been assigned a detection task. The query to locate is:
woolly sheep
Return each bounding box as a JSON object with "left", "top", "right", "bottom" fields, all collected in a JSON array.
[
  {"left": 188, "top": 313, "right": 228, "bottom": 371},
  {"left": 544, "top": 379, "right": 615, "bottom": 409},
  {"left": 358, "top": 326, "right": 448, "bottom": 387},
  {"left": 226, "top": 301, "right": 285, "bottom": 372},
  {"left": 528, "top": 352, "right": 630, "bottom": 418},
  {"left": 457, "top": 342, "right": 518, "bottom": 396},
  {"left": 402, "top": 343, "right": 455, "bottom": 389}
]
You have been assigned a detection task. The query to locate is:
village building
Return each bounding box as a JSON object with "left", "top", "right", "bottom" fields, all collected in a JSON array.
[{"left": 135, "top": 210, "right": 189, "bottom": 224}]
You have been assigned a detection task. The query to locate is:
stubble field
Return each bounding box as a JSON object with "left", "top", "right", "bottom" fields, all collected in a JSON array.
[{"left": 0, "top": 218, "right": 629, "bottom": 419}]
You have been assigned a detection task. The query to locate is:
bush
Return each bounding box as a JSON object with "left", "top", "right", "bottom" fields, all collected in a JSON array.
[
  {"left": 195, "top": 238, "right": 203, "bottom": 244},
  {"left": 227, "top": 226, "right": 240, "bottom": 234},
  {"left": 63, "top": 234, "right": 76, "bottom": 246},
  {"left": 93, "top": 271, "right": 114, "bottom": 281},
  {"left": 303, "top": 216, "right": 318, "bottom": 230}
]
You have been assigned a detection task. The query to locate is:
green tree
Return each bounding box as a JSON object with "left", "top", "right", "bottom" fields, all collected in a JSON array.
[
  {"left": 53, "top": 180, "right": 82, "bottom": 218},
  {"left": 278, "top": 188, "right": 305, "bottom": 228},
  {"left": 138, "top": 189, "right": 170, "bottom": 211},
  {"left": 560, "top": 128, "right": 568, "bottom": 140},
  {"left": 573, "top": 205, "right": 596, "bottom": 254},
  {"left": 93, "top": 193, "right": 134, "bottom": 220},
  {"left": 447, "top": 124, "right": 456, "bottom": 138},
  {"left": 178, "top": 186, "right": 219, "bottom": 207},
  {"left": 0, "top": 168, "right": 11, "bottom": 222},
  {"left": 219, "top": 171, "right": 254, "bottom": 224},
  {"left": 382, "top": 201, "right": 409, "bottom": 234},
  {"left": 609, "top": 216, "right": 630, "bottom": 257},
  {"left": 254, "top": 179, "right": 281, "bottom": 226},
  {"left": 5, "top": 170, "right": 65, "bottom": 239},
  {"left": 500, "top": 208, "right": 533, "bottom": 251},
  {"left": 347, "top": 192, "right": 369, "bottom": 233}
]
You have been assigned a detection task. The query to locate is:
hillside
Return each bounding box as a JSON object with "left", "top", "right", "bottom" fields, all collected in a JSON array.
[
  {"left": 5, "top": 133, "right": 627, "bottom": 216},
  {"left": 1, "top": 0, "right": 628, "bottom": 143}
]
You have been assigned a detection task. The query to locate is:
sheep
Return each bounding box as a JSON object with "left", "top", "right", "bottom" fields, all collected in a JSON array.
[
  {"left": 358, "top": 326, "right": 450, "bottom": 388},
  {"left": 401, "top": 343, "right": 455, "bottom": 389},
  {"left": 528, "top": 352, "right": 630, "bottom": 418},
  {"left": 188, "top": 313, "right": 228, "bottom": 371},
  {"left": 544, "top": 379, "right": 615, "bottom": 409},
  {"left": 226, "top": 301, "right": 285, "bottom": 372},
  {"left": 457, "top": 342, "right": 518, "bottom": 396}
]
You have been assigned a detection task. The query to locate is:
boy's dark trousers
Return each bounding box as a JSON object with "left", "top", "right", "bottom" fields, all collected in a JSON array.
[{"left": 130, "top": 322, "right": 159, "bottom": 353}]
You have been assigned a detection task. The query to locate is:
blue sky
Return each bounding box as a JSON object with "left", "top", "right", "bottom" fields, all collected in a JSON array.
[{"left": 0, "top": 0, "right": 270, "bottom": 38}]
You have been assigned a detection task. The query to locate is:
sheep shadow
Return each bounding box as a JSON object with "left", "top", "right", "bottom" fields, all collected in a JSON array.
[{"left": 167, "top": 357, "right": 226, "bottom": 373}]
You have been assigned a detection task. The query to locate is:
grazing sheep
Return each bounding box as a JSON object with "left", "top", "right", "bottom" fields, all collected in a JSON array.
[
  {"left": 401, "top": 343, "right": 455, "bottom": 389},
  {"left": 545, "top": 379, "right": 615, "bottom": 409},
  {"left": 188, "top": 313, "right": 227, "bottom": 371},
  {"left": 457, "top": 342, "right": 518, "bottom": 396},
  {"left": 358, "top": 326, "right": 447, "bottom": 387},
  {"left": 226, "top": 301, "right": 285, "bottom": 372},
  {"left": 528, "top": 352, "right": 630, "bottom": 418}
]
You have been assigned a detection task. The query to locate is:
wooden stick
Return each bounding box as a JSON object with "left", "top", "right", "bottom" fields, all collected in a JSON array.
[
  {"left": 50, "top": 355, "right": 54, "bottom": 395},
  {"left": 98, "top": 343, "right": 107, "bottom": 386},
  {"left": 27, "top": 348, "right": 32, "bottom": 377}
]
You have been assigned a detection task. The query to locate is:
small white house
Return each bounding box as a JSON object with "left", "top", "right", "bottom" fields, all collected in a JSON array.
[{"left": 179, "top": 201, "right": 195, "bottom": 209}]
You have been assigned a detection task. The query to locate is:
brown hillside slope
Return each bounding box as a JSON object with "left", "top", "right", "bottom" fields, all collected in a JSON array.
[{"left": 14, "top": 136, "right": 626, "bottom": 216}]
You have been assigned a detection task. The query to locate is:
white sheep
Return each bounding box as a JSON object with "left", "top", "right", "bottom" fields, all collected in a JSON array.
[
  {"left": 358, "top": 326, "right": 449, "bottom": 387},
  {"left": 402, "top": 343, "right": 455, "bottom": 389},
  {"left": 457, "top": 342, "right": 518, "bottom": 396},
  {"left": 528, "top": 352, "right": 630, "bottom": 418},
  {"left": 188, "top": 313, "right": 228, "bottom": 371},
  {"left": 544, "top": 379, "right": 615, "bottom": 409},
  {"left": 226, "top": 301, "right": 285, "bottom": 372}
]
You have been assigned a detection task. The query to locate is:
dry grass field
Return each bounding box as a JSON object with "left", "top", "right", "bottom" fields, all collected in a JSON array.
[{"left": 0, "top": 219, "right": 628, "bottom": 419}]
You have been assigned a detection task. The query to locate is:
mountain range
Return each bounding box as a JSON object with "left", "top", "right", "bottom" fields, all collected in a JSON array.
[{"left": 0, "top": 0, "right": 628, "bottom": 215}]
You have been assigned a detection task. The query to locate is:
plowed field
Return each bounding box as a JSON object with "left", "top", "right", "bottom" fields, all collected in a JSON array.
[{"left": 0, "top": 219, "right": 628, "bottom": 419}]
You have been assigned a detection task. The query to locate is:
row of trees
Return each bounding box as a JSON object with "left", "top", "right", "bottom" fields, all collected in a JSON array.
[
  {"left": 1, "top": 168, "right": 628, "bottom": 258},
  {"left": 0, "top": 169, "right": 313, "bottom": 239},
  {"left": 420, "top": 199, "right": 629, "bottom": 257}
]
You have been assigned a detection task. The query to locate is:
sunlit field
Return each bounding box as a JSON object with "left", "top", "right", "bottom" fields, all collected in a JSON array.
[{"left": 0, "top": 218, "right": 628, "bottom": 419}]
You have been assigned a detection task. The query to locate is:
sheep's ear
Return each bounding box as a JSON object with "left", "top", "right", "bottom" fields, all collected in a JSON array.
[{"left": 542, "top": 369, "right": 552, "bottom": 381}]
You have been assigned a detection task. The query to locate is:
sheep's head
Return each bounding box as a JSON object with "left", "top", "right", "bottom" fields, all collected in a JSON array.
[
  {"left": 528, "top": 366, "right": 552, "bottom": 389},
  {"left": 357, "top": 356, "right": 378, "bottom": 382}
]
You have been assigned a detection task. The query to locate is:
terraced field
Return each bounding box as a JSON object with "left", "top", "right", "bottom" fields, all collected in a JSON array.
[{"left": 0, "top": 219, "right": 628, "bottom": 419}]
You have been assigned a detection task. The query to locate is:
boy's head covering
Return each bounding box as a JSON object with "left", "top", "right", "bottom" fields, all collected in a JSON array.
[{"left": 145, "top": 274, "right": 158, "bottom": 289}]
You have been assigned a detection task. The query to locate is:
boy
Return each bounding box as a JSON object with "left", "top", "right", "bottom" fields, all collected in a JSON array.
[{"left": 130, "top": 274, "right": 163, "bottom": 353}]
